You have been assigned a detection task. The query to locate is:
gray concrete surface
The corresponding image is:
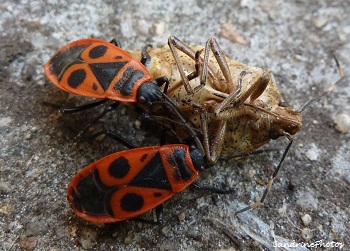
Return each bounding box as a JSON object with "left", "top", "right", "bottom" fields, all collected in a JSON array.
[{"left": 1, "top": 0, "right": 349, "bottom": 250}]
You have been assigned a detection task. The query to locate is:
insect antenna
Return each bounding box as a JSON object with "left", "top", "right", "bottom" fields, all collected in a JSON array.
[{"left": 298, "top": 55, "right": 349, "bottom": 113}]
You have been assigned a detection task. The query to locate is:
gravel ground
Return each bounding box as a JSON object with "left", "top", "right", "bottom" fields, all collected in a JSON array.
[{"left": 1, "top": 0, "right": 349, "bottom": 250}]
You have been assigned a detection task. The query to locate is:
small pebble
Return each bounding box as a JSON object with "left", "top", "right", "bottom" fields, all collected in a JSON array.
[
  {"left": 178, "top": 212, "right": 186, "bottom": 221},
  {"left": 0, "top": 181, "right": 11, "bottom": 194},
  {"left": 136, "top": 19, "right": 150, "bottom": 36},
  {"left": 0, "top": 203, "right": 13, "bottom": 215},
  {"left": 314, "top": 17, "right": 328, "bottom": 28},
  {"left": 150, "top": 21, "right": 165, "bottom": 37},
  {"left": 301, "top": 213, "right": 312, "bottom": 226},
  {"left": 124, "top": 231, "right": 133, "bottom": 245},
  {"left": 19, "top": 237, "right": 37, "bottom": 251},
  {"left": 134, "top": 120, "right": 141, "bottom": 130},
  {"left": 333, "top": 112, "right": 350, "bottom": 134},
  {"left": 305, "top": 143, "right": 321, "bottom": 161},
  {"left": 78, "top": 227, "right": 98, "bottom": 249},
  {"left": 301, "top": 228, "right": 313, "bottom": 241}
]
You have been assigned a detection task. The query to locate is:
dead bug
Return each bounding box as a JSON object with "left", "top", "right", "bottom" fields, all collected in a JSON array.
[
  {"left": 127, "top": 37, "right": 349, "bottom": 213},
  {"left": 127, "top": 36, "right": 302, "bottom": 165}
]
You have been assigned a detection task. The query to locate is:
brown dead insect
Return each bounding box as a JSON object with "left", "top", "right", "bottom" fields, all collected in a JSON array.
[
  {"left": 128, "top": 37, "right": 349, "bottom": 214},
  {"left": 128, "top": 36, "right": 302, "bottom": 164}
]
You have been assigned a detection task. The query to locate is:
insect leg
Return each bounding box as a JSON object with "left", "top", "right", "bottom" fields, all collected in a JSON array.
[
  {"left": 60, "top": 99, "right": 109, "bottom": 114},
  {"left": 168, "top": 36, "right": 195, "bottom": 95},
  {"left": 75, "top": 101, "right": 121, "bottom": 138},
  {"left": 299, "top": 56, "right": 349, "bottom": 112},
  {"left": 130, "top": 204, "right": 164, "bottom": 224},
  {"left": 154, "top": 76, "right": 170, "bottom": 95},
  {"left": 89, "top": 129, "right": 137, "bottom": 149},
  {"left": 140, "top": 44, "right": 153, "bottom": 67},
  {"left": 155, "top": 204, "right": 163, "bottom": 224},
  {"left": 109, "top": 38, "right": 122, "bottom": 48},
  {"left": 213, "top": 70, "right": 271, "bottom": 115},
  {"left": 199, "top": 108, "right": 227, "bottom": 164},
  {"left": 200, "top": 38, "right": 234, "bottom": 94},
  {"left": 235, "top": 137, "right": 294, "bottom": 215}
]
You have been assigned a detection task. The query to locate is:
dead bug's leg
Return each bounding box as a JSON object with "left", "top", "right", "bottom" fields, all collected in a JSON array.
[
  {"left": 219, "top": 148, "right": 283, "bottom": 161},
  {"left": 168, "top": 36, "right": 217, "bottom": 95},
  {"left": 199, "top": 38, "right": 234, "bottom": 93},
  {"left": 202, "top": 38, "right": 272, "bottom": 114},
  {"left": 165, "top": 51, "right": 204, "bottom": 96},
  {"left": 215, "top": 70, "right": 271, "bottom": 115},
  {"left": 199, "top": 108, "right": 227, "bottom": 164},
  {"left": 168, "top": 37, "right": 196, "bottom": 95},
  {"left": 235, "top": 136, "right": 294, "bottom": 215},
  {"left": 299, "top": 55, "right": 349, "bottom": 112},
  {"left": 194, "top": 39, "right": 267, "bottom": 162}
]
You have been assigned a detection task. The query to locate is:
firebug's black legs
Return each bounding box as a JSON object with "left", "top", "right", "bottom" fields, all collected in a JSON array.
[
  {"left": 60, "top": 99, "right": 109, "bottom": 114},
  {"left": 131, "top": 204, "right": 163, "bottom": 224},
  {"left": 75, "top": 102, "right": 121, "bottom": 138},
  {"left": 155, "top": 204, "right": 163, "bottom": 224},
  {"left": 140, "top": 44, "right": 152, "bottom": 67},
  {"left": 139, "top": 43, "right": 170, "bottom": 94},
  {"left": 90, "top": 129, "right": 136, "bottom": 149},
  {"left": 155, "top": 76, "right": 170, "bottom": 95},
  {"left": 46, "top": 98, "right": 121, "bottom": 139},
  {"left": 109, "top": 38, "right": 122, "bottom": 48}
]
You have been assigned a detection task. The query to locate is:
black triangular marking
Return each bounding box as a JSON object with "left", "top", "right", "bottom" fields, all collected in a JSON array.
[
  {"left": 129, "top": 153, "right": 171, "bottom": 190},
  {"left": 89, "top": 62, "right": 127, "bottom": 91}
]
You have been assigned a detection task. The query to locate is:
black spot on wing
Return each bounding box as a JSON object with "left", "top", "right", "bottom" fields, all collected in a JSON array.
[
  {"left": 89, "top": 45, "right": 108, "bottom": 59},
  {"left": 120, "top": 193, "right": 144, "bottom": 212},
  {"left": 67, "top": 69, "right": 86, "bottom": 88},
  {"left": 74, "top": 169, "right": 116, "bottom": 217},
  {"left": 49, "top": 45, "right": 86, "bottom": 78},
  {"left": 140, "top": 153, "right": 148, "bottom": 162},
  {"left": 89, "top": 62, "right": 128, "bottom": 91},
  {"left": 154, "top": 192, "right": 163, "bottom": 197},
  {"left": 129, "top": 153, "right": 171, "bottom": 190},
  {"left": 108, "top": 156, "right": 130, "bottom": 179}
]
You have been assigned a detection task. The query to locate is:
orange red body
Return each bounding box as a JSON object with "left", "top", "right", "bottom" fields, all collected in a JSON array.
[
  {"left": 45, "top": 38, "right": 164, "bottom": 105},
  {"left": 67, "top": 144, "right": 205, "bottom": 223}
]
